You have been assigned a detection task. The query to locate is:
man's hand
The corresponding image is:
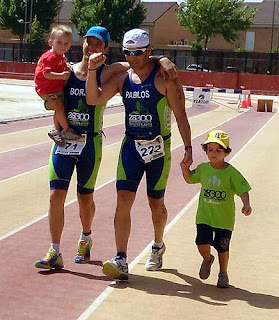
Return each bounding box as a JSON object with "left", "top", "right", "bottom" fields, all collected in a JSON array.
[
  {"left": 88, "top": 53, "right": 106, "bottom": 70},
  {"left": 181, "top": 151, "right": 193, "bottom": 169},
  {"left": 159, "top": 57, "right": 178, "bottom": 80}
]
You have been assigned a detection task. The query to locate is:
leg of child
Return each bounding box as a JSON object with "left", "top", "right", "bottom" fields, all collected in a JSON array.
[
  {"left": 50, "top": 98, "right": 70, "bottom": 132},
  {"left": 218, "top": 250, "right": 229, "bottom": 273},
  {"left": 46, "top": 96, "right": 81, "bottom": 141},
  {"left": 197, "top": 244, "right": 214, "bottom": 280},
  {"left": 198, "top": 244, "right": 211, "bottom": 261},
  {"left": 53, "top": 113, "right": 61, "bottom": 131}
]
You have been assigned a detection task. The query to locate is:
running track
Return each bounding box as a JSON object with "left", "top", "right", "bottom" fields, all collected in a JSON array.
[{"left": 0, "top": 97, "right": 278, "bottom": 320}]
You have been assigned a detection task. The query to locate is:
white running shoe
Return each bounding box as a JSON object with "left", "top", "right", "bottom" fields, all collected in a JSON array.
[
  {"left": 102, "top": 257, "right": 129, "bottom": 280},
  {"left": 145, "top": 243, "right": 166, "bottom": 271}
]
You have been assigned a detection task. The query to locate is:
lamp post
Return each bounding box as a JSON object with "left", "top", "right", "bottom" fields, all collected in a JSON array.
[
  {"left": 17, "top": 0, "right": 33, "bottom": 43},
  {"left": 270, "top": 0, "right": 276, "bottom": 52}
]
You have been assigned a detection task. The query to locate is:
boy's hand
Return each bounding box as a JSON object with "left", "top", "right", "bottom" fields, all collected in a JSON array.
[
  {"left": 61, "top": 71, "right": 71, "bottom": 80},
  {"left": 242, "top": 205, "right": 252, "bottom": 216},
  {"left": 159, "top": 57, "right": 178, "bottom": 80},
  {"left": 88, "top": 52, "right": 106, "bottom": 70}
]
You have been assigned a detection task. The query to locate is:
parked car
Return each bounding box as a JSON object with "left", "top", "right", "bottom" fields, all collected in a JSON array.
[
  {"left": 224, "top": 66, "right": 239, "bottom": 73},
  {"left": 186, "top": 64, "right": 211, "bottom": 72}
]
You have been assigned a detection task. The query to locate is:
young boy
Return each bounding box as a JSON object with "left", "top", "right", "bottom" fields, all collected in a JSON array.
[
  {"left": 35, "top": 25, "right": 81, "bottom": 146},
  {"left": 180, "top": 129, "right": 252, "bottom": 288}
]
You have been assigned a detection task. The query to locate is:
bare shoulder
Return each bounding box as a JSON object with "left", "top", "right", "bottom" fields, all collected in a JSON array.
[{"left": 154, "top": 71, "right": 182, "bottom": 95}]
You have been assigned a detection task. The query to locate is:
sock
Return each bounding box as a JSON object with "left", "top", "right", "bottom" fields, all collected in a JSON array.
[
  {"left": 51, "top": 243, "right": 60, "bottom": 253},
  {"left": 153, "top": 241, "right": 164, "bottom": 249},
  {"left": 116, "top": 252, "right": 127, "bottom": 260},
  {"left": 80, "top": 230, "right": 91, "bottom": 242}
]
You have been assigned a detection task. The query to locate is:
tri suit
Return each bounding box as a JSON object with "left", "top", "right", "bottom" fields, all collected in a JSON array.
[
  {"left": 48, "top": 66, "right": 106, "bottom": 194},
  {"left": 117, "top": 64, "right": 172, "bottom": 199}
]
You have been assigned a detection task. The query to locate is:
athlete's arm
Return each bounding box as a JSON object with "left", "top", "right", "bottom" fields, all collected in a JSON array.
[
  {"left": 104, "top": 57, "right": 177, "bottom": 82},
  {"left": 165, "top": 76, "right": 193, "bottom": 164},
  {"left": 86, "top": 53, "right": 122, "bottom": 104}
]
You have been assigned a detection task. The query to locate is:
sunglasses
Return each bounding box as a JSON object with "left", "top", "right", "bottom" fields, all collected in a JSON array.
[{"left": 123, "top": 47, "right": 147, "bottom": 56}]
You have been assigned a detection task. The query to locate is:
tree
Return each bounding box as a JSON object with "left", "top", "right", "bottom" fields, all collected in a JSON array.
[
  {"left": 70, "top": 0, "right": 146, "bottom": 43},
  {"left": 177, "top": 0, "right": 257, "bottom": 50},
  {"left": 27, "top": 15, "right": 45, "bottom": 44},
  {"left": 0, "top": 0, "right": 62, "bottom": 43}
]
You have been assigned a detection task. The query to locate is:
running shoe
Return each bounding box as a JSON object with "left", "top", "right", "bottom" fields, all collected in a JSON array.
[
  {"left": 102, "top": 257, "right": 129, "bottom": 280},
  {"left": 74, "top": 238, "right": 92, "bottom": 263},
  {"left": 199, "top": 254, "right": 214, "bottom": 280},
  {"left": 61, "top": 128, "right": 81, "bottom": 140},
  {"left": 35, "top": 248, "right": 64, "bottom": 270},
  {"left": 145, "top": 243, "right": 166, "bottom": 271},
  {"left": 217, "top": 272, "right": 229, "bottom": 288},
  {"left": 48, "top": 128, "right": 64, "bottom": 146}
]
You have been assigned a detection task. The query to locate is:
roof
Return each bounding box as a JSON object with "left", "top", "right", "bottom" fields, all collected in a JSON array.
[
  {"left": 143, "top": 2, "right": 177, "bottom": 23},
  {"left": 246, "top": 1, "right": 279, "bottom": 26}
]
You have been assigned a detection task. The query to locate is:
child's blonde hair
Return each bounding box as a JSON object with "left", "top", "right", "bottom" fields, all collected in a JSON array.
[{"left": 50, "top": 25, "right": 72, "bottom": 40}]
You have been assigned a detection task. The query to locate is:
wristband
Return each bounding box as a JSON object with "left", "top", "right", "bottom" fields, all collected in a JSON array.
[{"left": 184, "top": 146, "right": 192, "bottom": 151}]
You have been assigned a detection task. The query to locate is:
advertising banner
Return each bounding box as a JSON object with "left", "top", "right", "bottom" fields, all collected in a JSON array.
[{"left": 192, "top": 88, "right": 210, "bottom": 109}]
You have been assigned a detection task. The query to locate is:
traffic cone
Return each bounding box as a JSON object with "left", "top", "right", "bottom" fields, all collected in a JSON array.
[
  {"left": 247, "top": 93, "right": 252, "bottom": 107},
  {"left": 241, "top": 94, "right": 247, "bottom": 108}
]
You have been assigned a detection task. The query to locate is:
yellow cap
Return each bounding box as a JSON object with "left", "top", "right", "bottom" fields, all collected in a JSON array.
[{"left": 203, "top": 130, "right": 230, "bottom": 149}]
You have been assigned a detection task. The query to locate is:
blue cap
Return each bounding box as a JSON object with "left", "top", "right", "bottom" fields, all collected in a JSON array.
[{"left": 84, "top": 26, "right": 110, "bottom": 47}]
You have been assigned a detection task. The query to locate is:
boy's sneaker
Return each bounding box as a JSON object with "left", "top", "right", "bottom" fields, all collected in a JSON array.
[
  {"left": 217, "top": 272, "right": 229, "bottom": 288},
  {"left": 48, "top": 128, "right": 64, "bottom": 146},
  {"left": 74, "top": 238, "right": 92, "bottom": 263},
  {"left": 145, "top": 243, "right": 166, "bottom": 271},
  {"left": 102, "top": 257, "right": 129, "bottom": 280},
  {"left": 61, "top": 128, "right": 81, "bottom": 140},
  {"left": 35, "top": 248, "right": 64, "bottom": 270},
  {"left": 199, "top": 254, "right": 214, "bottom": 280}
]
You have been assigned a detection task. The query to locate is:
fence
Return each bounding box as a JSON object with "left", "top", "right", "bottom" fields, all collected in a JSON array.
[{"left": 1, "top": 42, "right": 279, "bottom": 74}]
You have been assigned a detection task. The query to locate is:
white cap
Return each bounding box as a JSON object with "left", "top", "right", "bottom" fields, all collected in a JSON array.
[{"left": 123, "top": 28, "right": 149, "bottom": 49}]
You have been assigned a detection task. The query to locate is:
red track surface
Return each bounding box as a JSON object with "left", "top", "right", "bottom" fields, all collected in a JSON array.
[{"left": 0, "top": 106, "right": 275, "bottom": 319}]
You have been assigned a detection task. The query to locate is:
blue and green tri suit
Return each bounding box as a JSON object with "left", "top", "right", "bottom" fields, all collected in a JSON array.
[
  {"left": 117, "top": 65, "right": 172, "bottom": 199},
  {"left": 49, "top": 66, "right": 106, "bottom": 194}
]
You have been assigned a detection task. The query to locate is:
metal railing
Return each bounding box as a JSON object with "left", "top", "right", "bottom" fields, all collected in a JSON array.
[{"left": 1, "top": 43, "right": 279, "bottom": 74}]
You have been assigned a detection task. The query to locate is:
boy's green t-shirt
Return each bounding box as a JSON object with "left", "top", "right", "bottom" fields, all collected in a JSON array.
[{"left": 189, "top": 162, "right": 251, "bottom": 231}]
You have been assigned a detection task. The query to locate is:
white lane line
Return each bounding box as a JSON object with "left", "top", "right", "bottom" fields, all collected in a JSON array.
[
  {"left": 0, "top": 104, "right": 231, "bottom": 183},
  {"left": 0, "top": 141, "right": 51, "bottom": 155},
  {"left": 77, "top": 194, "right": 200, "bottom": 320},
  {"left": 0, "top": 101, "right": 225, "bottom": 155},
  {"left": 0, "top": 122, "right": 124, "bottom": 155},
  {"left": 1, "top": 107, "right": 273, "bottom": 239},
  {"left": 0, "top": 140, "right": 121, "bottom": 184},
  {"left": 77, "top": 108, "right": 278, "bottom": 320},
  {"left": 0, "top": 178, "right": 116, "bottom": 242}
]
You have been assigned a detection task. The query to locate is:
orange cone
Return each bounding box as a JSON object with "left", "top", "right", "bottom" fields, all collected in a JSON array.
[
  {"left": 247, "top": 93, "right": 252, "bottom": 107},
  {"left": 241, "top": 94, "right": 247, "bottom": 108}
]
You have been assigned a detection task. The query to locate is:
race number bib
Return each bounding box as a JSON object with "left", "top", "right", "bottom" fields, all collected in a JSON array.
[
  {"left": 135, "top": 135, "right": 165, "bottom": 163},
  {"left": 55, "top": 134, "right": 87, "bottom": 155}
]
